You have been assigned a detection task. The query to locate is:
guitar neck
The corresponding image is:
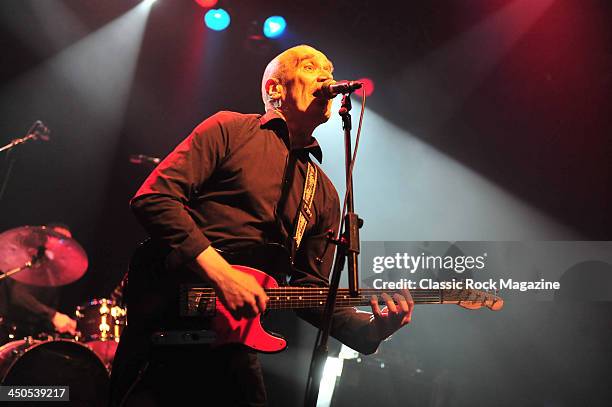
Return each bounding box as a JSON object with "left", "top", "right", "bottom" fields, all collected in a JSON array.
[
  {"left": 265, "top": 287, "right": 443, "bottom": 309},
  {"left": 186, "top": 286, "right": 497, "bottom": 312}
]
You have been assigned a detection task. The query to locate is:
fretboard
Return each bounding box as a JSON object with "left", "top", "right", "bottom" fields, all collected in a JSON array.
[{"left": 186, "top": 286, "right": 494, "bottom": 311}]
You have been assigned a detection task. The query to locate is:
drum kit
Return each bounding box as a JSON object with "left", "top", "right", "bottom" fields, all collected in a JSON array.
[{"left": 0, "top": 225, "right": 125, "bottom": 404}]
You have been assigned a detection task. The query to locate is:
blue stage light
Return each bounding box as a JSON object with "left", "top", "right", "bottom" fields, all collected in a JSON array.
[
  {"left": 204, "top": 8, "right": 230, "bottom": 31},
  {"left": 263, "top": 16, "right": 286, "bottom": 38}
]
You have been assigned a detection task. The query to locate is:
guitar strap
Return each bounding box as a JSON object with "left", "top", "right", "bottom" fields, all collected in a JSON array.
[{"left": 291, "top": 161, "right": 318, "bottom": 261}]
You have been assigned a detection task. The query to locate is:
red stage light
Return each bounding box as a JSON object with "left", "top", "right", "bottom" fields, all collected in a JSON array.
[
  {"left": 194, "top": 0, "right": 218, "bottom": 8},
  {"left": 356, "top": 77, "right": 375, "bottom": 97}
]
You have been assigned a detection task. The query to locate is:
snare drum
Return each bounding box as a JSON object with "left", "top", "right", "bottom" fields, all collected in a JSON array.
[
  {"left": 75, "top": 298, "right": 126, "bottom": 368},
  {"left": 0, "top": 338, "right": 109, "bottom": 406}
]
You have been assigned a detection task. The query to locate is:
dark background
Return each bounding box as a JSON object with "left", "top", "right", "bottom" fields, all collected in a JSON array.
[{"left": 1, "top": 1, "right": 611, "bottom": 405}]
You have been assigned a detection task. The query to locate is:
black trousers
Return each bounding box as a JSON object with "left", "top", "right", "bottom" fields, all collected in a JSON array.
[{"left": 109, "top": 328, "right": 267, "bottom": 406}]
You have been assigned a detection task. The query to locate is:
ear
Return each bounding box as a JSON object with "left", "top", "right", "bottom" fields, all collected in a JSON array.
[{"left": 265, "top": 78, "right": 283, "bottom": 102}]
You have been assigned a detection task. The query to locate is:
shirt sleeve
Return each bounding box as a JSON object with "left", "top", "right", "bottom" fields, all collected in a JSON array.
[
  {"left": 291, "top": 179, "right": 382, "bottom": 355},
  {"left": 130, "top": 112, "right": 231, "bottom": 270},
  {"left": 10, "top": 282, "right": 57, "bottom": 320}
]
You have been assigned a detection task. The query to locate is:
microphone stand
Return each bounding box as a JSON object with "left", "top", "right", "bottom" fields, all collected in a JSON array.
[
  {"left": 0, "top": 246, "right": 46, "bottom": 281},
  {"left": 0, "top": 121, "right": 50, "bottom": 201},
  {"left": 0, "top": 121, "right": 50, "bottom": 153},
  {"left": 304, "top": 93, "right": 362, "bottom": 407}
]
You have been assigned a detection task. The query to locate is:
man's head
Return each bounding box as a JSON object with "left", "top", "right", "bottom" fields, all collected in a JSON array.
[{"left": 261, "top": 45, "right": 334, "bottom": 127}]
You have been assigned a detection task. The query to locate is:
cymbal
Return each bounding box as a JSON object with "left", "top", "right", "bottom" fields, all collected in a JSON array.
[{"left": 0, "top": 226, "right": 88, "bottom": 286}]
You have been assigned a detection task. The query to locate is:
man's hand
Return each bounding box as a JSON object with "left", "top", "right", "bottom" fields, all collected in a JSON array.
[
  {"left": 52, "top": 312, "right": 77, "bottom": 335},
  {"left": 214, "top": 268, "right": 269, "bottom": 320},
  {"left": 190, "top": 246, "right": 268, "bottom": 320},
  {"left": 368, "top": 289, "right": 414, "bottom": 342}
]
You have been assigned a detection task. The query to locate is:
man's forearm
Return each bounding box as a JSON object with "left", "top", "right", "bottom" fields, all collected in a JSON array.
[
  {"left": 11, "top": 283, "right": 56, "bottom": 320},
  {"left": 187, "top": 246, "right": 234, "bottom": 286},
  {"left": 296, "top": 307, "right": 382, "bottom": 355}
]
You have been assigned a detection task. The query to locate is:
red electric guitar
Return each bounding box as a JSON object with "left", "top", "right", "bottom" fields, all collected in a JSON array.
[{"left": 126, "top": 241, "right": 503, "bottom": 353}]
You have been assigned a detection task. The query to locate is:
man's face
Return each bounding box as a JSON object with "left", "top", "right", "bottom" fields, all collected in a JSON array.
[{"left": 281, "top": 49, "right": 334, "bottom": 125}]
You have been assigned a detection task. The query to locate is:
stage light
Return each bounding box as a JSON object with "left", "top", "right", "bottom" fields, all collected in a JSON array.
[
  {"left": 355, "top": 77, "right": 375, "bottom": 98},
  {"left": 263, "top": 16, "right": 286, "bottom": 38},
  {"left": 143, "top": 0, "right": 157, "bottom": 5},
  {"left": 194, "top": 0, "right": 218, "bottom": 7},
  {"left": 204, "top": 8, "right": 230, "bottom": 31}
]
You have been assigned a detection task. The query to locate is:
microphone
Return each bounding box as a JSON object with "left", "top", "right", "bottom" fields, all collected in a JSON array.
[
  {"left": 31, "top": 121, "right": 51, "bottom": 141},
  {"left": 129, "top": 154, "right": 161, "bottom": 165},
  {"left": 316, "top": 80, "right": 363, "bottom": 99}
]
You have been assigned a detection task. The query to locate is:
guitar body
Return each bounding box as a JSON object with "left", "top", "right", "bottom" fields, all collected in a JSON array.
[
  {"left": 126, "top": 240, "right": 291, "bottom": 353},
  {"left": 212, "top": 265, "right": 287, "bottom": 352}
]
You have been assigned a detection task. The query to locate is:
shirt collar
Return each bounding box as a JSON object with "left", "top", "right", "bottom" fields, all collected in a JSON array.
[{"left": 259, "top": 110, "right": 324, "bottom": 163}]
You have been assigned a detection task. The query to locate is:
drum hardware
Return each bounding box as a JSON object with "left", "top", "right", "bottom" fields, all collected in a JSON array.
[
  {"left": 0, "top": 225, "right": 88, "bottom": 286},
  {"left": 75, "top": 298, "right": 126, "bottom": 369},
  {"left": 0, "top": 224, "right": 124, "bottom": 374},
  {"left": 0, "top": 317, "right": 18, "bottom": 342}
]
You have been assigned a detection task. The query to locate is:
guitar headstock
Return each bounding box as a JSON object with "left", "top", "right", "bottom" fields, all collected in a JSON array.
[{"left": 456, "top": 289, "right": 504, "bottom": 311}]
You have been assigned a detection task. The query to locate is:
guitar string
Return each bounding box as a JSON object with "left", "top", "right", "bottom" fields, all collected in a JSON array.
[
  {"left": 196, "top": 298, "right": 498, "bottom": 315},
  {"left": 185, "top": 288, "right": 497, "bottom": 294},
  {"left": 186, "top": 292, "right": 493, "bottom": 300},
  {"left": 204, "top": 302, "right": 495, "bottom": 317},
  {"left": 186, "top": 291, "right": 494, "bottom": 300},
  {"left": 185, "top": 289, "right": 498, "bottom": 306},
  {"left": 189, "top": 295, "right": 493, "bottom": 309}
]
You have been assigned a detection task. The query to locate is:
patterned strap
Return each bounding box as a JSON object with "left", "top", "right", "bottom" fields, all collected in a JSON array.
[{"left": 293, "top": 161, "right": 318, "bottom": 254}]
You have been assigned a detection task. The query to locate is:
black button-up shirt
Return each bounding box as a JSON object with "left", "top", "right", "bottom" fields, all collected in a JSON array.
[{"left": 131, "top": 110, "right": 379, "bottom": 354}]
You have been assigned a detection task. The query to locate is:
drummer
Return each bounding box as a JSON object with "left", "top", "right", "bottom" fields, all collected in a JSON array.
[{"left": 0, "top": 222, "right": 78, "bottom": 342}]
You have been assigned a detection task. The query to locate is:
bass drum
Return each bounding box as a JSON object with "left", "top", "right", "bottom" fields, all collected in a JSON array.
[{"left": 0, "top": 339, "right": 109, "bottom": 406}]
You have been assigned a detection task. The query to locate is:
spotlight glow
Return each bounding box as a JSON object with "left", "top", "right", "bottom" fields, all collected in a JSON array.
[
  {"left": 194, "top": 0, "right": 218, "bottom": 7},
  {"left": 204, "top": 8, "right": 230, "bottom": 31},
  {"left": 355, "top": 77, "right": 375, "bottom": 98},
  {"left": 263, "top": 16, "right": 286, "bottom": 38}
]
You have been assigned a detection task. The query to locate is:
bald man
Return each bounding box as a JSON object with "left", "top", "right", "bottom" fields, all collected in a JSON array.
[{"left": 110, "top": 45, "right": 413, "bottom": 407}]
